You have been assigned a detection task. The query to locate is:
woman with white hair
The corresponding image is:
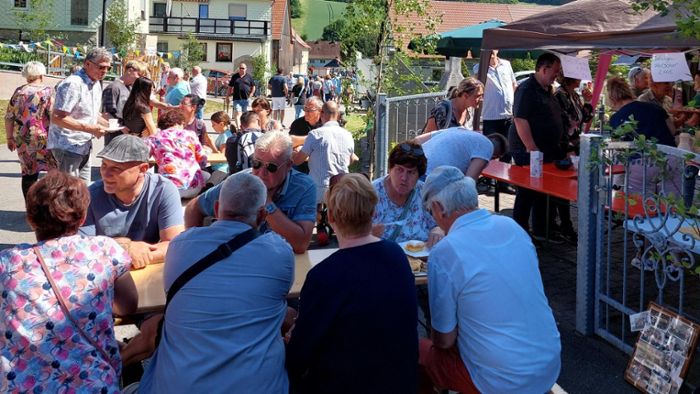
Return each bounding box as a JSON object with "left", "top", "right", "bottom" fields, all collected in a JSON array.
[{"left": 4, "top": 60, "right": 56, "bottom": 199}]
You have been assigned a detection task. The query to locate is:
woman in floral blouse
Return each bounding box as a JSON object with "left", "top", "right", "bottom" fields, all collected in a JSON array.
[
  {"left": 0, "top": 171, "right": 137, "bottom": 393},
  {"left": 4, "top": 61, "right": 56, "bottom": 199},
  {"left": 148, "top": 109, "right": 208, "bottom": 198},
  {"left": 371, "top": 141, "right": 444, "bottom": 247}
]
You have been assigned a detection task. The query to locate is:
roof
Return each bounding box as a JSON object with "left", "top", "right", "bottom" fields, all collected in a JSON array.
[
  {"left": 308, "top": 41, "right": 341, "bottom": 60},
  {"left": 271, "top": 0, "right": 288, "bottom": 40},
  {"left": 292, "top": 28, "right": 311, "bottom": 49},
  {"left": 481, "top": 0, "right": 700, "bottom": 52},
  {"left": 393, "top": 1, "right": 557, "bottom": 51}
]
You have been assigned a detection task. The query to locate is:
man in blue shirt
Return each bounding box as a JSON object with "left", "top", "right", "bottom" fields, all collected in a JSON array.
[
  {"left": 164, "top": 67, "right": 190, "bottom": 106},
  {"left": 419, "top": 166, "right": 561, "bottom": 394},
  {"left": 185, "top": 131, "right": 317, "bottom": 254},
  {"left": 268, "top": 67, "right": 289, "bottom": 126},
  {"left": 139, "top": 172, "right": 294, "bottom": 394},
  {"left": 80, "top": 135, "right": 185, "bottom": 269}
]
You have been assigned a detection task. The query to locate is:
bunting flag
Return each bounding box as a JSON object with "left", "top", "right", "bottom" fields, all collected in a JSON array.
[{"left": 62, "top": 46, "right": 68, "bottom": 53}]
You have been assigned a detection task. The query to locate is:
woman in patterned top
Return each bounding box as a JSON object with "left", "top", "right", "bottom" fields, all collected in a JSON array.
[
  {"left": 422, "top": 78, "right": 484, "bottom": 134},
  {"left": 371, "top": 141, "right": 444, "bottom": 247},
  {"left": 0, "top": 171, "right": 137, "bottom": 393},
  {"left": 148, "top": 109, "right": 209, "bottom": 198},
  {"left": 4, "top": 61, "right": 56, "bottom": 199}
]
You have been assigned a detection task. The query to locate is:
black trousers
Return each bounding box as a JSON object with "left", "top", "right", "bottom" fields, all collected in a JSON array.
[{"left": 511, "top": 150, "right": 556, "bottom": 236}]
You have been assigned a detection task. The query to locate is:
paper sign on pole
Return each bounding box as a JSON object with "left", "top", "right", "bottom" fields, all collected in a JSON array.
[
  {"left": 559, "top": 54, "right": 592, "bottom": 81},
  {"left": 651, "top": 53, "right": 692, "bottom": 82}
]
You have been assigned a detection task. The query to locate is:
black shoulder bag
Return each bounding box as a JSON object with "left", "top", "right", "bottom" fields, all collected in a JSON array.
[{"left": 155, "top": 228, "right": 258, "bottom": 347}]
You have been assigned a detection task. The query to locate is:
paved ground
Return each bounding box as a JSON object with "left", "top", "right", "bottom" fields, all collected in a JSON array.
[{"left": 0, "top": 105, "right": 660, "bottom": 393}]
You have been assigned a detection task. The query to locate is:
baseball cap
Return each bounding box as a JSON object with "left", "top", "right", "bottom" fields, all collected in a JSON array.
[{"left": 97, "top": 134, "right": 150, "bottom": 163}]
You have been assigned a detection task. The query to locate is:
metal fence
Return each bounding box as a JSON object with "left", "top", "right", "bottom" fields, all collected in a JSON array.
[
  {"left": 374, "top": 91, "right": 446, "bottom": 177},
  {"left": 577, "top": 135, "right": 700, "bottom": 353}
]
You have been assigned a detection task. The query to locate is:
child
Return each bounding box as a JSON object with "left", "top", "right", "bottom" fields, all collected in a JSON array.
[{"left": 210, "top": 111, "right": 235, "bottom": 174}]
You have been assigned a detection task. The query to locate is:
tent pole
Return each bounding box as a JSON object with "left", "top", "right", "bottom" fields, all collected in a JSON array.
[{"left": 474, "top": 49, "right": 492, "bottom": 132}]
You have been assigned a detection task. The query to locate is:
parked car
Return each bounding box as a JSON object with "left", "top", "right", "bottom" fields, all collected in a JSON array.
[
  {"left": 203, "top": 69, "right": 232, "bottom": 96},
  {"left": 514, "top": 70, "right": 534, "bottom": 86}
]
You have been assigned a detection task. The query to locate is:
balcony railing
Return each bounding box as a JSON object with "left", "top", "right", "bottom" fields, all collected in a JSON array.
[{"left": 150, "top": 17, "right": 269, "bottom": 36}]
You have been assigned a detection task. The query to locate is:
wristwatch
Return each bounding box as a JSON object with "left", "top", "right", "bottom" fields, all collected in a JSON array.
[{"left": 265, "top": 202, "right": 277, "bottom": 215}]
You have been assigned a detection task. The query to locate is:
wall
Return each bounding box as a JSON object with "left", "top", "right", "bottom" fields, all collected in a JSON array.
[
  {"left": 164, "top": 0, "right": 271, "bottom": 21},
  {"left": 150, "top": 35, "right": 269, "bottom": 71}
]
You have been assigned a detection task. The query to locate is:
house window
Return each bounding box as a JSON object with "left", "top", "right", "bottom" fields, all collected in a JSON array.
[
  {"left": 14, "top": 0, "right": 27, "bottom": 8},
  {"left": 71, "top": 0, "right": 89, "bottom": 25},
  {"left": 228, "top": 4, "right": 246, "bottom": 20},
  {"left": 153, "top": 3, "right": 166, "bottom": 18},
  {"left": 216, "top": 43, "right": 232, "bottom": 62},
  {"left": 199, "top": 4, "right": 208, "bottom": 19},
  {"left": 200, "top": 43, "right": 208, "bottom": 62},
  {"left": 157, "top": 42, "right": 169, "bottom": 53},
  {"left": 140, "top": 0, "right": 146, "bottom": 19}
]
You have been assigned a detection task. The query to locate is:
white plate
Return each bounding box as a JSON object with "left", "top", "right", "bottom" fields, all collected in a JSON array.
[
  {"left": 399, "top": 240, "right": 429, "bottom": 258},
  {"left": 105, "top": 126, "right": 126, "bottom": 133}
]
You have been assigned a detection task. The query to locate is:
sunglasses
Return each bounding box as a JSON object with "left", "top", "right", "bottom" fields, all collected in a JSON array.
[
  {"left": 252, "top": 158, "right": 283, "bottom": 173},
  {"left": 399, "top": 143, "right": 424, "bottom": 157},
  {"left": 88, "top": 60, "right": 112, "bottom": 71}
]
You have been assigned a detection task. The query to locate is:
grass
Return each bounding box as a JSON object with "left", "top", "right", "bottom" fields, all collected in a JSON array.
[
  {"left": 292, "top": 0, "right": 347, "bottom": 41},
  {"left": 345, "top": 113, "right": 367, "bottom": 138},
  {"left": 0, "top": 100, "right": 8, "bottom": 145}
]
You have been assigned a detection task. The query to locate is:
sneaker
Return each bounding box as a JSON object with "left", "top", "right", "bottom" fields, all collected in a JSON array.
[
  {"left": 531, "top": 232, "right": 566, "bottom": 245},
  {"left": 496, "top": 182, "right": 517, "bottom": 194}
]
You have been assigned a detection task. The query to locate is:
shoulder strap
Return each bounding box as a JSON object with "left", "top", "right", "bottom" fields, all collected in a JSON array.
[
  {"left": 165, "top": 228, "right": 258, "bottom": 307},
  {"left": 33, "top": 246, "right": 115, "bottom": 370}
]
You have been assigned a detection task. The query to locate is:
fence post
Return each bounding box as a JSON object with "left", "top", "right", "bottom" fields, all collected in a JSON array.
[
  {"left": 576, "top": 134, "right": 602, "bottom": 335},
  {"left": 375, "top": 93, "right": 388, "bottom": 178}
]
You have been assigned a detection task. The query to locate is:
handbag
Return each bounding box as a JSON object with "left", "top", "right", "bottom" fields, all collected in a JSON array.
[
  {"left": 292, "top": 85, "right": 306, "bottom": 105},
  {"left": 33, "top": 246, "right": 116, "bottom": 370},
  {"left": 154, "top": 228, "right": 258, "bottom": 347}
]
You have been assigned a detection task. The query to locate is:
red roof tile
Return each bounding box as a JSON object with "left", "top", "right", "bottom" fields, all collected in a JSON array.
[
  {"left": 271, "top": 0, "right": 288, "bottom": 40},
  {"left": 308, "top": 40, "right": 341, "bottom": 60}
]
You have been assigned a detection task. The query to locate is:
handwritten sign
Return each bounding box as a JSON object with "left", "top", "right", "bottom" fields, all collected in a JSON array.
[
  {"left": 651, "top": 53, "right": 692, "bottom": 82},
  {"left": 559, "top": 54, "right": 592, "bottom": 81}
]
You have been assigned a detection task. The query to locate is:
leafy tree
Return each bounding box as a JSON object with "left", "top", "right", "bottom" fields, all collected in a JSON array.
[
  {"left": 13, "top": 0, "right": 55, "bottom": 41},
  {"left": 632, "top": 0, "right": 700, "bottom": 41},
  {"left": 321, "top": 19, "right": 344, "bottom": 42},
  {"left": 179, "top": 33, "right": 205, "bottom": 72},
  {"left": 250, "top": 53, "right": 270, "bottom": 95},
  {"left": 106, "top": 0, "right": 140, "bottom": 56},
  {"left": 290, "top": 0, "right": 302, "bottom": 18}
]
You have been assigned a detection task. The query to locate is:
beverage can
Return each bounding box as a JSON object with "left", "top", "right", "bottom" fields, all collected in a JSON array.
[{"left": 530, "top": 151, "right": 543, "bottom": 177}]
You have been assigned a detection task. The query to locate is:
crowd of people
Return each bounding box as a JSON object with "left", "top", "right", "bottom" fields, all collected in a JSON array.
[{"left": 1, "top": 45, "right": 698, "bottom": 393}]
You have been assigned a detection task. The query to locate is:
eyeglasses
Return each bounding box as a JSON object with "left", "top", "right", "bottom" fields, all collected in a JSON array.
[
  {"left": 252, "top": 158, "right": 283, "bottom": 173},
  {"left": 239, "top": 67, "right": 246, "bottom": 70},
  {"left": 88, "top": 60, "right": 111, "bottom": 71},
  {"left": 303, "top": 107, "right": 320, "bottom": 112},
  {"left": 398, "top": 143, "right": 424, "bottom": 157}
]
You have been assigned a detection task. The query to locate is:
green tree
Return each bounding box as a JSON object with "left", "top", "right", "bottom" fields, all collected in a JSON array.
[
  {"left": 179, "top": 33, "right": 205, "bottom": 72},
  {"left": 632, "top": 0, "right": 700, "bottom": 40},
  {"left": 321, "top": 19, "right": 344, "bottom": 42},
  {"left": 290, "top": 0, "right": 302, "bottom": 18},
  {"left": 106, "top": 0, "right": 140, "bottom": 56},
  {"left": 250, "top": 53, "right": 270, "bottom": 96},
  {"left": 13, "top": 0, "right": 55, "bottom": 41}
]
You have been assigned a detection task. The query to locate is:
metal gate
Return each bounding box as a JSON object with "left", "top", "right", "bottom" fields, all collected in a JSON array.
[
  {"left": 577, "top": 135, "right": 700, "bottom": 353},
  {"left": 374, "top": 91, "right": 446, "bottom": 177}
]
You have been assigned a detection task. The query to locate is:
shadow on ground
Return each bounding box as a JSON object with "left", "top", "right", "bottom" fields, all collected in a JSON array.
[
  {"left": 0, "top": 173, "right": 21, "bottom": 178},
  {"left": 0, "top": 210, "right": 31, "bottom": 232}
]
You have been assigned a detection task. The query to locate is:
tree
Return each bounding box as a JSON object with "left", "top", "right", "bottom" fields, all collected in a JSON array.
[
  {"left": 250, "top": 53, "right": 270, "bottom": 95},
  {"left": 179, "top": 33, "right": 205, "bottom": 72},
  {"left": 321, "top": 19, "right": 344, "bottom": 42},
  {"left": 13, "top": 0, "right": 55, "bottom": 41},
  {"left": 632, "top": 0, "right": 700, "bottom": 40},
  {"left": 290, "top": 0, "right": 302, "bottom": 18},
  {"left": 106, "top": 0, "right": 140, "bottom": 56}
]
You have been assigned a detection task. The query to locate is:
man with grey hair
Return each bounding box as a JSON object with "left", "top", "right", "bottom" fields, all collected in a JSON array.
[
  {"left": 190, "top": 66, "right": 208, "bottom": 119},
  {"left": 164, "top": 67, "right": 190, "bottom": 106},
  {"left": 185, "top": 131, "right": 317, "bottom": 253},
  {"left": 48, "top": 47, "right": 112, "bottom": 182},
  {"left": 628, "top": 66, "right": 651, "bottom": 97},
  {"left": 418, "top": 165, "right": 561, "bottom": 394},
  {"left": 139, "top": 172, "right": 294, "bottom": 393}
]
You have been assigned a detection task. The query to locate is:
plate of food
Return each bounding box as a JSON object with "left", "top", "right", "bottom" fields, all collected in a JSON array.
[
  {"left": 399, "top": 240, "right": 429, "bottom": 258},
  {"left": 407, "top": 256, "right": 427, "bottom": 276}
]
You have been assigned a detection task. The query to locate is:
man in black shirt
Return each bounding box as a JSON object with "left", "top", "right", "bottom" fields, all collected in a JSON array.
[
  {"left": 508, "top": 52, "right": 565, "bottom": 242},
  {"left": 289, "top": 97, "right": 323, "bottom": 174},
  {"left": 228, "top": 62, "right": 256, "bottom": 127}
]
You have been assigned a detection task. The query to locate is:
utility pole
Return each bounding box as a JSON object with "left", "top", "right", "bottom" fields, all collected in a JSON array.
[{"left": 100, "top": 0, "right": 108, "bottom": 46}]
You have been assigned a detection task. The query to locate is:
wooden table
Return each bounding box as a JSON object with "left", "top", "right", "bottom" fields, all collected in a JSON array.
[
  {"left": 128, "top": 247, "right": 427, "bottom": 315},
  {"left": 130, "top": 248, "right": 338, "bottom": 314}
]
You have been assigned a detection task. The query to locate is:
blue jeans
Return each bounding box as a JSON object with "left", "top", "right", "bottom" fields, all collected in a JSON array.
[
  {"left": 51, "top": 148, "right": 91, "bottom": 183},
  {"left": 233, "top": 99, "right": 249, "bottom": 113},
  {"left": 294, "top": 104, "right": 304, "bottom": 119}
]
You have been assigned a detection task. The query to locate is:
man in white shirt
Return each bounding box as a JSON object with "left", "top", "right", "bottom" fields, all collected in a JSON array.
[
  {"left": 190, "top": 66, "right": 208, "bottom": 119},
  {"left": 419, "top": 165, "right": 561, "bottom": 394},
  {"left": 473, "top": 50, "right": 517, "bottom": 163},
  {"left": 292, "top": 101, "right": 356, "bottom": 203}
]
